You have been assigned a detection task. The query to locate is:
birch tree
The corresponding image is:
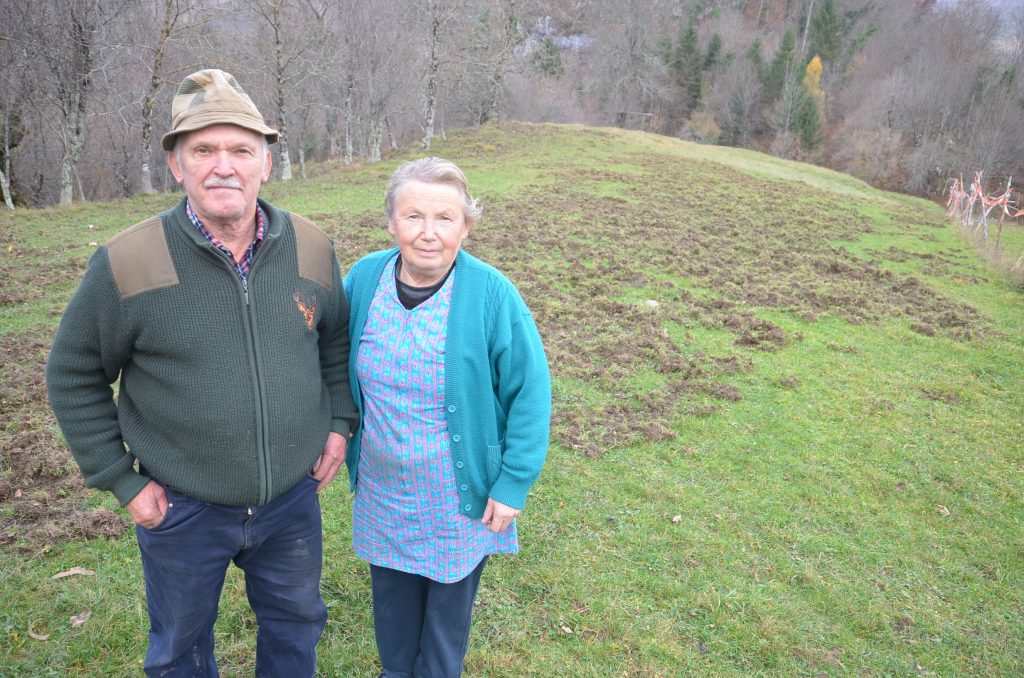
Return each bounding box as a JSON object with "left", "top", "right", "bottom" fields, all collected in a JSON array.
[
  {"left": 30, "top": 0, "right": 110, "bottom": 204},
  {"left": 340, "top": 0, "right": 414, "bottom": 162},
  {"left": 0, "top": 103, "right": 18, "bottom": 209},
  {"left": 136, "top": 0, "right": 202, "bottom": 194},
  {"left": 0, "top": 11, "right": 23, "bottom": 208},
  {"left": 247, "top": 0, "right": 331, "bottom": 180},
  {"left": 417, "top": 0, "right": 463, "bottom": 150},
  {"left": 250, "top": 0, "right": 294, "bottom": 180}
]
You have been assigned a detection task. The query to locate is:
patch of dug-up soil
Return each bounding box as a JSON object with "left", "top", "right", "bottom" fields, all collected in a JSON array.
[
  {"left": 0, "top": 332, "right": 127, "bottom": 551},
  {"left": 460, "top": 155, "right": 989, "bottom": 457},
  {"left": 0, "top": 250, "right": 87, "bottom": 306},
  {"left": 9, "top": 139, "right": 993, "bottom": 543}
]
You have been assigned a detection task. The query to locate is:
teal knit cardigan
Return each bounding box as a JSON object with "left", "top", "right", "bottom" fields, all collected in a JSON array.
[{"left": 343, "top": 248, "right": 551, "bottom": 519}]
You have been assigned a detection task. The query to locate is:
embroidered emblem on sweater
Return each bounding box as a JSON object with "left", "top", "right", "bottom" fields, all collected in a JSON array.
[{"left": 294, "top": 291, "right": 316, "bottom": 330}]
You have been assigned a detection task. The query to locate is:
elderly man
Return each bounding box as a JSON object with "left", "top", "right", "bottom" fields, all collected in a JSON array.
[{"left": 46, "top": 69, "right": 357, "bottom": 677}]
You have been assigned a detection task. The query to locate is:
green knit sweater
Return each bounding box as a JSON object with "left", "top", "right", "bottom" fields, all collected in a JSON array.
[{"left": 46, "top": 198, "right": 359, "bottom": 507}]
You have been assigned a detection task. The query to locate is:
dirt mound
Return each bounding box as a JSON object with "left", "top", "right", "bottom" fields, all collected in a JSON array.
[
  {"left": 444, "top": 156, "right": 988, "bottom": 458},
  {"left": 0, "top": 332, "right": 127, "bottom": 551}
]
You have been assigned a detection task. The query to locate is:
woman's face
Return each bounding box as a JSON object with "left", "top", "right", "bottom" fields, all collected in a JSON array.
[{"left": 388, "top": 180, "right": 471, "bottom": 287}]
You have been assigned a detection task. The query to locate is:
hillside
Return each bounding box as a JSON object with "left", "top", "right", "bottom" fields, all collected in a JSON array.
[{"left": 1, "top": 122, "right": 1022, "bottom": 676}]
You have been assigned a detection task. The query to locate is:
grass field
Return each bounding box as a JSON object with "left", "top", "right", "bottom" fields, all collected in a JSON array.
[{"left": 1, "top": 122, "right": 1022, "bottom": 676}]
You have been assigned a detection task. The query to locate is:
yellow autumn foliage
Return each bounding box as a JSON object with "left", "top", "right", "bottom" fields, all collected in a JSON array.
[{"left": 804, "top": 55, "right": 825, "bottom": 113}]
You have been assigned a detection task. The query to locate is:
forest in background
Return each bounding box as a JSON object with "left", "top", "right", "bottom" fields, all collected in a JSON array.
[{"left": 1, "top": 0, "right": 1022, "bottom": 209}]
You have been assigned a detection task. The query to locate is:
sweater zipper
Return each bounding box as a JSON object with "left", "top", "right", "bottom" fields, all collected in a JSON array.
[
  {"left": 243, "top": 282, "right": 272, "bottom": 504},
  {"left": 245, "top": 234, "right": 275, "bottom": 504},
  {"left": 202, "top": 236, "right": 275, "bottom": 505}
]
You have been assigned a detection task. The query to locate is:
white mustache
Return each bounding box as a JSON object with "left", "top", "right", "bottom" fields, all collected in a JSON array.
[{"left": 204, "top": 177, "right": 242, "bottom": 189}]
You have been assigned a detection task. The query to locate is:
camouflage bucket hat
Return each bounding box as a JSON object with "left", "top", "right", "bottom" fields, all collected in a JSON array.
[{"left": 161, "top": 69, "right": 279, "bottom": 151}]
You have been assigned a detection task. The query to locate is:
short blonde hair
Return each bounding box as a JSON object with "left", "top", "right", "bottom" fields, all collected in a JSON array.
[{"left": 385, "top": 157, "right": 482, "bottom": 224}]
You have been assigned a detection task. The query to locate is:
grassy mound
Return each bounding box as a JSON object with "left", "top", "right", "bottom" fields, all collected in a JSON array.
[{"left": 2, "top": 122, "right": 1022, "bottom": 675}]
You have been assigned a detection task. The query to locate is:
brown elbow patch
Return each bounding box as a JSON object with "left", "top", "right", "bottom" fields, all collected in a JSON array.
[
  {"left": 291, "top": 213, "right": 334, "bottom": 290},
  {"left": 106, "top": 217, "right": 179, "bottom": 299}
]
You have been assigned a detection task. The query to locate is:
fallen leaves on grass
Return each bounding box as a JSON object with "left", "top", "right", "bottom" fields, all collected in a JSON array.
[
  {"left": 70, "top": 611, "right": 92, "bottom": 627},
  {"left": 52, "top": 566, "right": 96, "bottom": 579},
  {"left": 27, "top": 624, "right": 50, "bottom": 641},
  {"left": 936, "top": 505, "right": 951, "bottom": 517}
]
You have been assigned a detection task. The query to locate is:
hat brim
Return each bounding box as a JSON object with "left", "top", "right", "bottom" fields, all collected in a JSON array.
[{"left": 161, "top": 111, "right": 279, "bottom": 151}]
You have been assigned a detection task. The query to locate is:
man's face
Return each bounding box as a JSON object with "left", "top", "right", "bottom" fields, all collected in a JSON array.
[{"left": 167, "top": 124, "right": 272, "bottom": 228}]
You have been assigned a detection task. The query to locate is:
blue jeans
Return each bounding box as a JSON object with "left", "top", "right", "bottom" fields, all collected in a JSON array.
[
  {"left": 135, "top": 474, "right": 327, "bottom": 677},
  {"left": 370, "top": 558, "right": 487, "bottom": 678}
]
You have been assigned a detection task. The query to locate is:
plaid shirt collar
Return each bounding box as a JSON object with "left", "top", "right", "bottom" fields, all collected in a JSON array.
[{"left": 185, "top": 200, "right": 266, "bottom": 285}]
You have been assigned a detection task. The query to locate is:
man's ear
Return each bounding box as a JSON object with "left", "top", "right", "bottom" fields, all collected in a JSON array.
[
  {"left": 262, "top": 148, "right": 273, "bottom": 182},
  {"left": 167, "top": 151, "right": 183, "bottom": 183}
]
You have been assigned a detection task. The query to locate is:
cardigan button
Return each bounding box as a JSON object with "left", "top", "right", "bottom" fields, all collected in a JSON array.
[
  {"left": 455, "top": 461, "right": 464, "bottom": 468},
  {"left": 464, "top": 504, "right": 472, "bottom": 511},
  {"left": 447, "top": 405, "right": 456, "bottom": 413},
  {"left": 460, "top": 484, "right": 468, "bottom": 491},
  {"left": 452, "top": 435, "right": 461, "bottom": 443}
]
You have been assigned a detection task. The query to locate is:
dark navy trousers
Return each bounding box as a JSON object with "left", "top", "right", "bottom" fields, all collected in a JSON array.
[
  {"left": 370, "top": 557, "right": 487, "bottom": 678},
  {"left": 135, "top": 473, "right": 327, "bottom": 677}
]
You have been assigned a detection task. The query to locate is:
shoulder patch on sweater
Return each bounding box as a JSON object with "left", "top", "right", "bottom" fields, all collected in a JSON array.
[
  {"left": 291, "top": 213, "right": 334, "bottom": 290},
  {"left": 106, "top": 217, "right": 179, "bottom": 299}
]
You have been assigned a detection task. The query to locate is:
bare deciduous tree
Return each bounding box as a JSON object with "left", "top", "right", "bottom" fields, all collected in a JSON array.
[
  {"left": 582, "top": 0, "right": 672, "bottom": 128},
  {"left": 29, "top": 0, "right": 111, "bottom": 204},
  {"left": 137, "top": 0, "right": 203, "bottom": 194},
  {"left": 0, "top": 0, "right": 1020, "bottom": 204},
  {"left": 417, "top": 0, "right": 464, "bottom": 150}
]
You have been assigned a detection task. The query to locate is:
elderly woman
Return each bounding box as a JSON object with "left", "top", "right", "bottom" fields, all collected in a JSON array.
[{"left": 343, "top": 157, "right": 552, "bottom": 678}]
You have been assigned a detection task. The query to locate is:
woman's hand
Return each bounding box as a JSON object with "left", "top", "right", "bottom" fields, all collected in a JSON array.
[{"left": 481, "top": 498, "right": 521, "bottom": 533}]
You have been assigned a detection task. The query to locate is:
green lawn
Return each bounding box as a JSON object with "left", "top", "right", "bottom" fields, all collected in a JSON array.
[{"left": 2, "top": 122, "right": 1022, "bottom": 676}]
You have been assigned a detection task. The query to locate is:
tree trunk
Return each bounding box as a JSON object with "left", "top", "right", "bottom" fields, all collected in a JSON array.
[
  {"left": 327, "top": 109, "right": 340, "bottom": 157},
  {"left": 273, "top": 10, "right": 292, "bottom": 181},
  {"left": 60, "top": 93, "right": 86, "bottom": 205},
  {"left": 368, "top": 108, "right": 382, "bottom": 162},
  {"left": 343, "top": 80, "right": 354, "bottom": 166},
  {"left": 119, "top": 137, "right": 131, "bottom": 198},
  {"left": 58, "top": 6, "right": 93, "bottom": 206},
  {"left": 800, "top": 0, "right": 815, "bottom": 58},
  {"left": 1, "top": 108, "right": 12, "bottom": 209},
  {"left": 298, "top": 145, "right": 306, "bottom": 180},
  {"left": 485, "top": 0, "right": 518, "bottom": 124},
  {"left": 385, "top": 114, "right": 397, "bottom": 151},
  {"left": 0, "top": 170, "right": 13, "bottom": 210},
  {"left": 421, "top": 7, "right": 440, "bottom": 150},
  {"left": 140, "top": 0, "right": 176, "bottom": 195},
  {"left": 278, "top": 133, "right": 293, "bottom": 180}
]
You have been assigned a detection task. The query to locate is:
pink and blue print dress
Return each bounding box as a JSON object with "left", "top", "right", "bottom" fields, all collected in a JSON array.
[{"left": 352, "top": 255, "right": 517, "bottom": 583}]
